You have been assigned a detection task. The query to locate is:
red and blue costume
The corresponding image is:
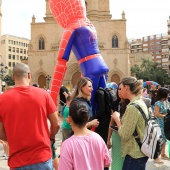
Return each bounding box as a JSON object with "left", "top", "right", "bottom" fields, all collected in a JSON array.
[{"left": 49, "top": 0, "right": 109, "bottom": 115}]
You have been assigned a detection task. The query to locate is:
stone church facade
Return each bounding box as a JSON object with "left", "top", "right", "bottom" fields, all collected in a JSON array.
[{"left": 28, "top": 0, "right": 130, "bottom": 89}]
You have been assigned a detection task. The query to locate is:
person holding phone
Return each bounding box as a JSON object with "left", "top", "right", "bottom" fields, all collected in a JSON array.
[
  {"left": 107, "top": 84, "right": 130, "bottom": 170},
  {"left": 111, "top": 76, "right": 149, "bottom": 170}
]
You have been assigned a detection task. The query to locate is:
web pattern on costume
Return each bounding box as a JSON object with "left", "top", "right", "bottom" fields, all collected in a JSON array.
[{"left": 50, "top": 0, "right": 86, "bottom": 28}]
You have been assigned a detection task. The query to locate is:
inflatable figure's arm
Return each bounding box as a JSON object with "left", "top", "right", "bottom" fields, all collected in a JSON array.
[{"left": 50, "top": 29, "right": 75, "bottom": 105}]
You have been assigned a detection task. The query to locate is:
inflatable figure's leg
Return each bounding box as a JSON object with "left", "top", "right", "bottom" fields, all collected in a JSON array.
[
  {"left": 99, "top": 74, "right": 108, "bottom": 89},
  {"left": 88, "top": 74, "right": 108, "bottom": 115}
]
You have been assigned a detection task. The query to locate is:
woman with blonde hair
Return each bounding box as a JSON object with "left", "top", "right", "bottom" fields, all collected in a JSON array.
[
  {"left": 112, "top": 76, "right": 149, "bottom": 170},
  {"left": 71, "top": 77, "right": 99, "bottom": 128}
]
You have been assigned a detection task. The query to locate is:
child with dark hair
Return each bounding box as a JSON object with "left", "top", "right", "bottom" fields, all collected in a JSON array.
[{"left": 58, "top": 100, "right": 112, "bottom": 170}]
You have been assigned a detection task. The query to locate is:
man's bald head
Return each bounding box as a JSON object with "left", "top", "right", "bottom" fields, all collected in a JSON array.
[{"left": 13, "top": 63, "right": 30, "bottom": 78}]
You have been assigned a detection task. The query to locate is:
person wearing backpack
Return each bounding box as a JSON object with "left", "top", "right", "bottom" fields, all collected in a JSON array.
[
  {"left": 153, "top": 87, "right": 170, "bottom": 164},
  {"left": 107, "top": 83, "right": 130, "bottom": 170},
  {"left": 112, "top": 76, "right": 149, "bottom": 170}
]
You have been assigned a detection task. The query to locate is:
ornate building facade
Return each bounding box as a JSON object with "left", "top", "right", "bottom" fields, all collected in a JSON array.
[{"left": 28, "top": 0, "right": 130, "bottom": 89}]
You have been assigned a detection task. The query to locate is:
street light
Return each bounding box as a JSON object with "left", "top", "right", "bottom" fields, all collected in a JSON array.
[{"left": 46, "top": 75, "right": 51, "bottom": 89}]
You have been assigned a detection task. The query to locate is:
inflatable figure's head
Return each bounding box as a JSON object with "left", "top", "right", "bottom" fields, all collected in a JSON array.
[{"left": 50, "top": 0, "right": 86, "bottom": 28}]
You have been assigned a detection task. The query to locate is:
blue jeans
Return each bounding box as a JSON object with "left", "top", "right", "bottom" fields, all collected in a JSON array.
[
  {"left": 11, "top": 158, "right": 53, "bottom": 170},
  {"left": 60, "top": 105, "right": 65, "bottom": 117},
  {"left": 122, "top": 155, "right": 148, "bottom": 170}
]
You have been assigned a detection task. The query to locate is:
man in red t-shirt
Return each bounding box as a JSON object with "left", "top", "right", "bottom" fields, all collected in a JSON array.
[{"left": 0, "top": 63, "right": 60, "bottom": 169}]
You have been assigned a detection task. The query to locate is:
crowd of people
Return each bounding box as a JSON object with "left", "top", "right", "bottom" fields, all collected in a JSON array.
[{"left": 0, "top": 63, "right": 170, "bottom": 170}]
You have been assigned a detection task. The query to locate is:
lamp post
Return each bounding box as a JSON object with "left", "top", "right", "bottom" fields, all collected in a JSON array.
[{"left": 46, "top": 75, "right": 51, "bottom": 89}]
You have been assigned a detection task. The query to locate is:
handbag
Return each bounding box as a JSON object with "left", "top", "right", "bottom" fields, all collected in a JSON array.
[{"left": 164, "top": 109, "right": 170, "bottom": 141}]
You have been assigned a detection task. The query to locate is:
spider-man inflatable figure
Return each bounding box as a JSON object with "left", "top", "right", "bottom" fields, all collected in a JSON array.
[{"left": 49, "top": 0, "right": 109, "bottom": 115}]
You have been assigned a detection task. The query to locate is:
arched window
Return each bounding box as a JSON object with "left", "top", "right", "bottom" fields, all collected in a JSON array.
[
  {"left": 39, "top": 37, "right": 45, "bottom": 50},
  {"left": 112, "top": 35, "right": 118, "bottom": 48}
]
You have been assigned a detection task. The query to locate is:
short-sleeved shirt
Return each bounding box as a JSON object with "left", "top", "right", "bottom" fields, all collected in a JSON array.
[
  {"left": 62, "top": 106, "right": 72, "bottom": 130},
  {"left": 0, "top": 86, "right": 56, "bottom": 168},
  {"left": 58, "top": 131, "right": 112, "bottom": 170}
]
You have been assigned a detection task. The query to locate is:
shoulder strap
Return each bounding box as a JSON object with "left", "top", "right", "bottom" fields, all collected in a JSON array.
[
  {"left": 131, "top": 103, "right": 148, "bottom": 149},
  {"left": 131, "top": 103, "right": 148, "bottom": 123}
]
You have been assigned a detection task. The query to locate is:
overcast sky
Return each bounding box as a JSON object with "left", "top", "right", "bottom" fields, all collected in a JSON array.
[{"left": 1, "top": 0, "right": 170, "bottom": 39}]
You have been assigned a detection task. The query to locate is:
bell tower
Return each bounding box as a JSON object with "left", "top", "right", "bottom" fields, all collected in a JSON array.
[
  {"left": 43, "top": 0, "right": 55, "bottom": 22},
  {"left": 86, "top": 0, "right": 111, "bottom": 21}
]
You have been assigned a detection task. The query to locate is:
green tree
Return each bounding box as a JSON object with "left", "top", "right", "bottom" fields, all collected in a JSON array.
[
  {"left": 2, "top": 69, "right": 14, "bottom": 86},
  {"left": 131, "top": 58, "right": 169, "bottom": 86}
]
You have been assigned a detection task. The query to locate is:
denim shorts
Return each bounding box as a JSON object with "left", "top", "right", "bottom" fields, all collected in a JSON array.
[{"left": 11, "top": 158, "right": 53, "bottom": 170}]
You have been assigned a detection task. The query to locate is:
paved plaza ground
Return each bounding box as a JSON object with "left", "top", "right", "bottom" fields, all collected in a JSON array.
[{"left": 0, "top": 118, "right": 170, "bottom": 169}]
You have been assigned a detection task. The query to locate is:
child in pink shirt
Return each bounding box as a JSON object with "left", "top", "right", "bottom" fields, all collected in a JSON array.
[{"left": 58, "top": 100, "right": 112, "bottom": 170}]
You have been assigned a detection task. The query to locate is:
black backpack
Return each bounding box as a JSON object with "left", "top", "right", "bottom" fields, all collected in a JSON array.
[{"left": 95, "top": 87, "right": 114, "bottom": 115}]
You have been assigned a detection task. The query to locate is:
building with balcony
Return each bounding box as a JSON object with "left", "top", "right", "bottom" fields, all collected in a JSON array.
[
  {"left": 129, "top": 33, "right": 169, "bottom": 72},
  {"left": 161, "top": 36, "right": 169, "bottom": 71},
  {"left": 130, "top": 39, "right": 143, "bottom": 53}
]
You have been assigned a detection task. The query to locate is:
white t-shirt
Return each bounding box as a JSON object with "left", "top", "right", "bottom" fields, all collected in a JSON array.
[{"left": 58, "top": 131, "right": 112, "bottom": 170}]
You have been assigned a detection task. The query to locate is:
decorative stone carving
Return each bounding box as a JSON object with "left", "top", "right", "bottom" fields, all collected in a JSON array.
[
  {"left": 98, "top": 42, "right": 105, "bottom": 49},
  {"left": 39, "top": 59, "right": 43, "bottom": 67},
  {"left": 114, "top": 58, "right": 117, "bottom": 66},
  {"left": 50, "top": 42, "right": 60, "bottom": 50}
]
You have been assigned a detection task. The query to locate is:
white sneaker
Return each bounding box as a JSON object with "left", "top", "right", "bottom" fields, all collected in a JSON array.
[
  {"left": 3, "top": 153, "right": 8, "bottom": 159},
  {"left": 5, "top": 155, "right": 8, "bottom": 160}
]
